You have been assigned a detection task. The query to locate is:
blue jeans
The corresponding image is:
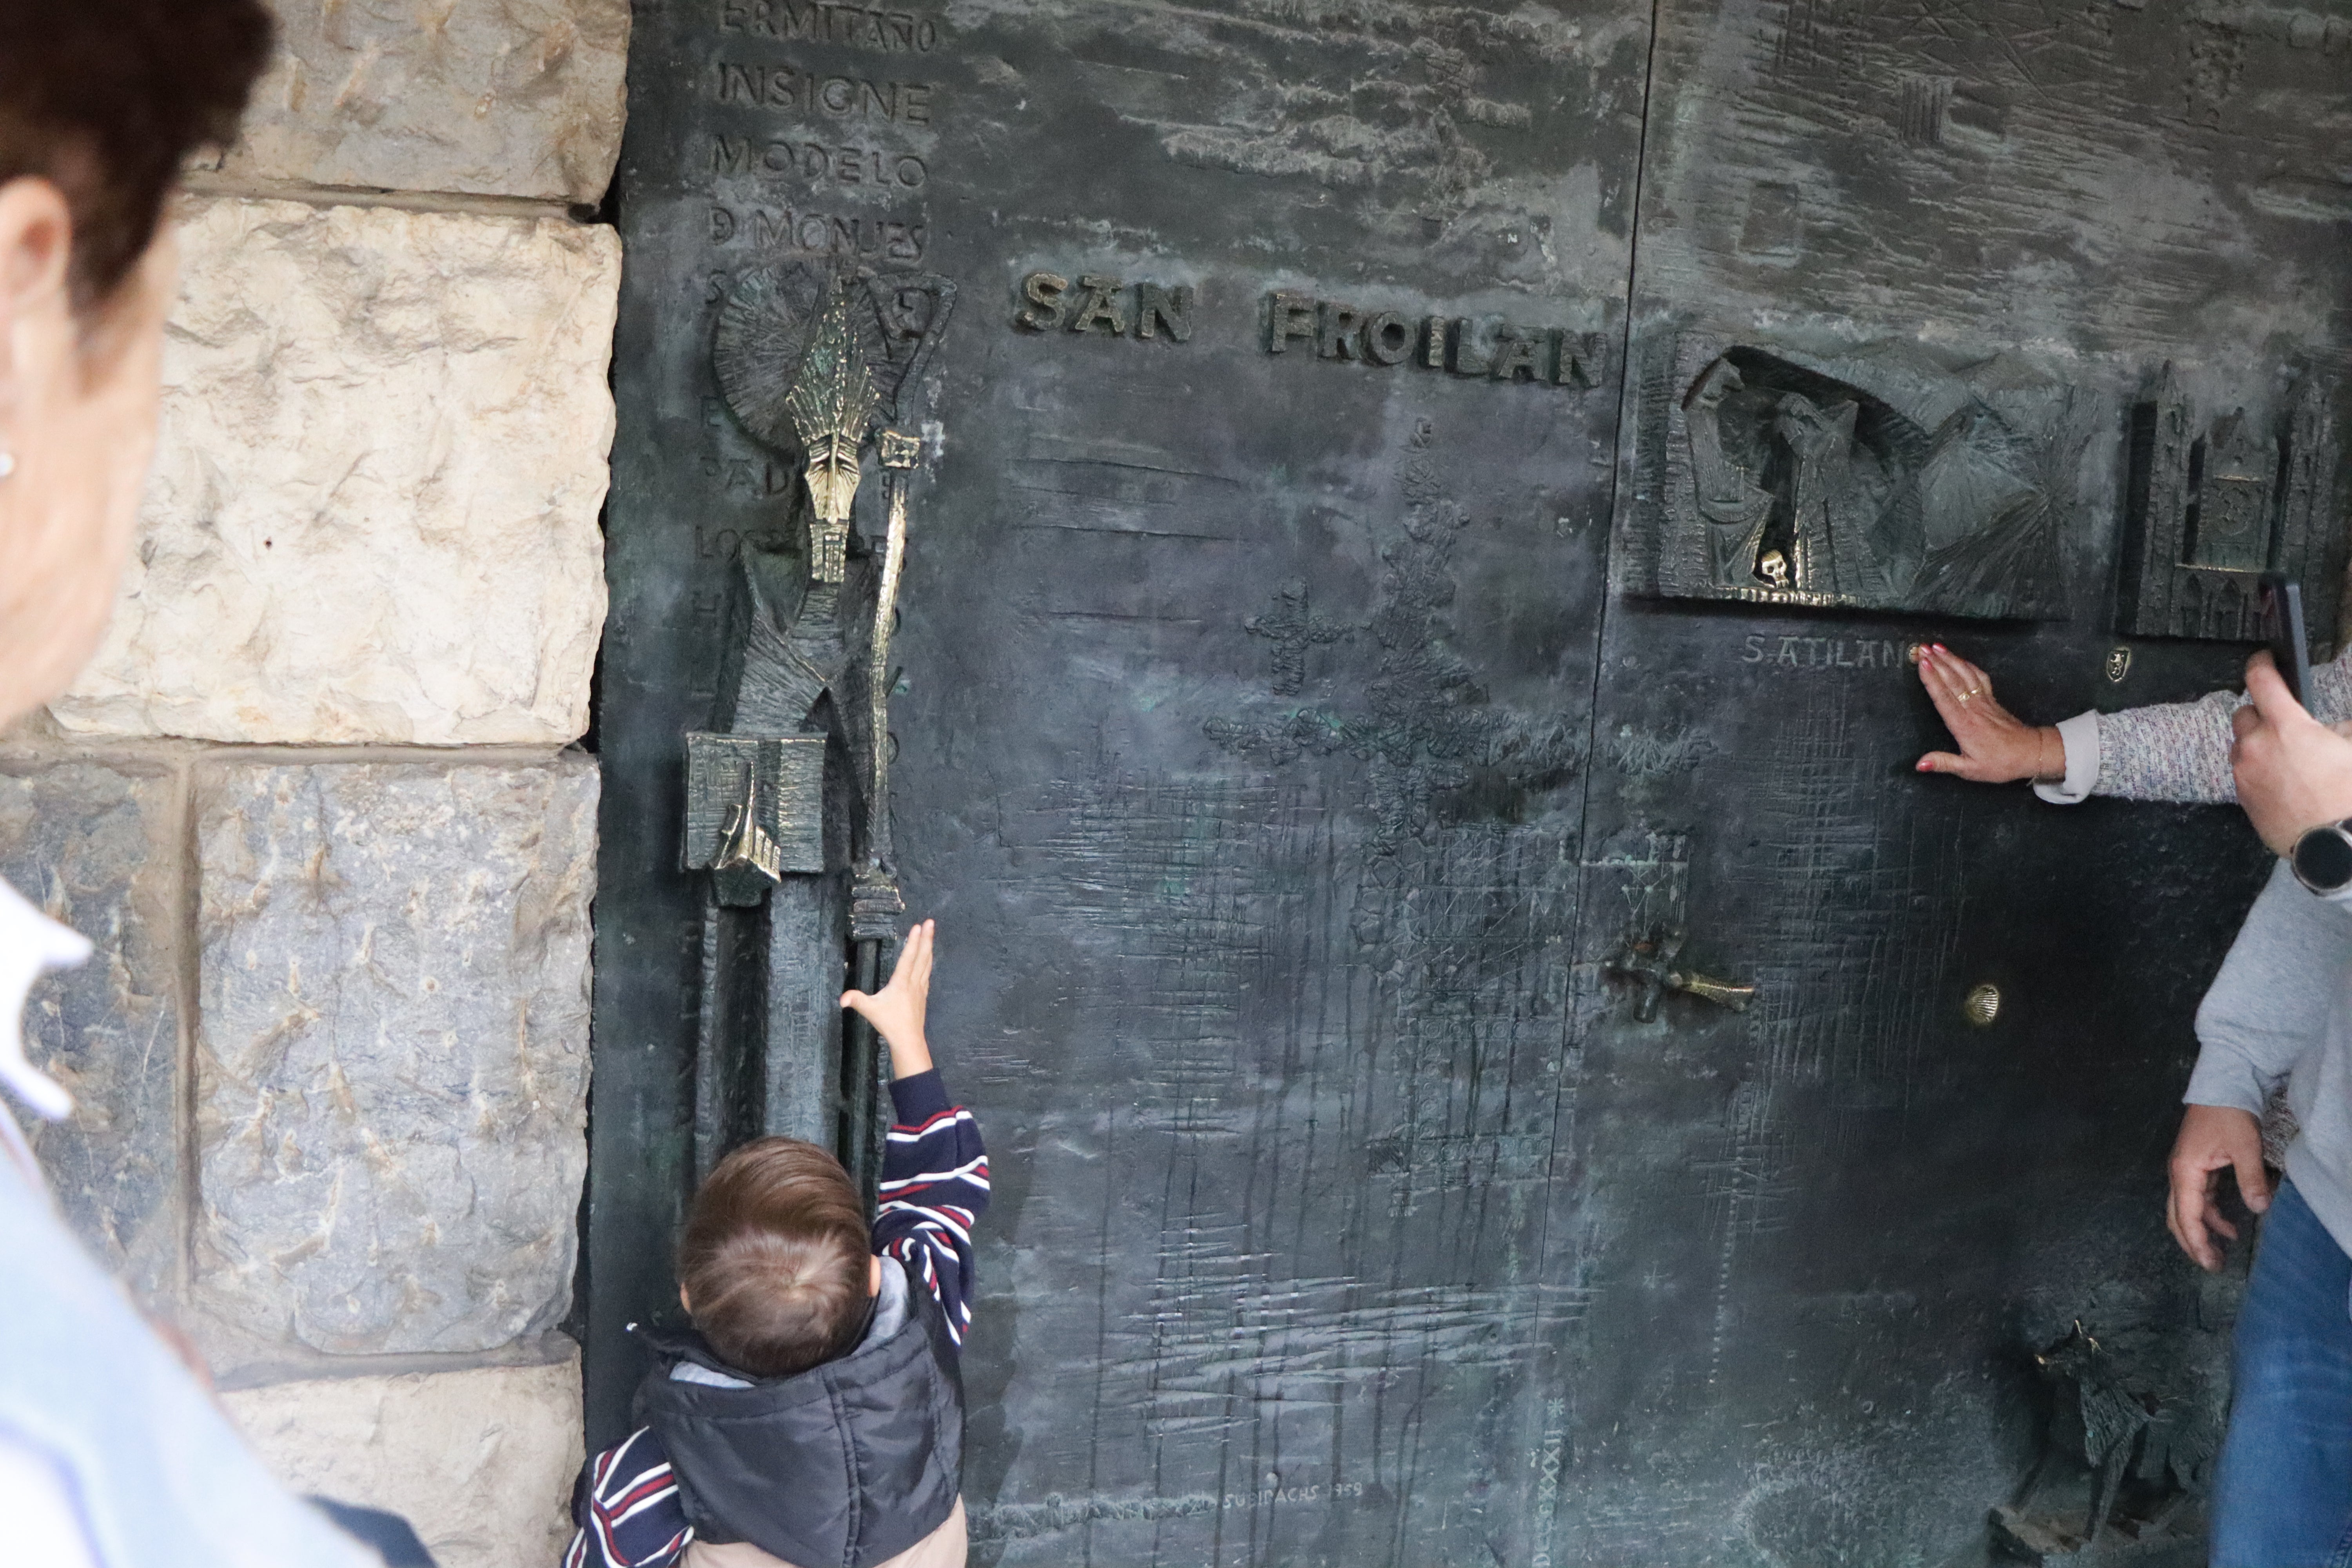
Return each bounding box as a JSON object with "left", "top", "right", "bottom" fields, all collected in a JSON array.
[{"left": 2213, "top": 1178, "right": 2352, "bottom": 1567}]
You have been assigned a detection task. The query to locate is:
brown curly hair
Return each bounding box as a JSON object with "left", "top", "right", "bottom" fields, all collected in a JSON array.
[{"left": 0, "top": 1, "right": 274, "bottom": 309}]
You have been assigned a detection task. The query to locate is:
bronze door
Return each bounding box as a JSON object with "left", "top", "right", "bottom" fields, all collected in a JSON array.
[{"left": 589, "top": 0, "right": 2342, "bottom": 1561}]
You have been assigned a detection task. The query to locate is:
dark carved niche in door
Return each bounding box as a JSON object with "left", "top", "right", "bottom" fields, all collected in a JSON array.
[{"left": 1620, "top": 327, "right": 2086, "bottom": 620}]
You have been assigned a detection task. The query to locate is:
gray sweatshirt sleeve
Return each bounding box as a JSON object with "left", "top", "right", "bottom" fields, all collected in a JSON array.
[
  {"left": 2037, "top": 643, "right": 2352, "bottom": 805},
  {"left": 2187, "top": 860, "right": 2352, "bottom": 1114}
]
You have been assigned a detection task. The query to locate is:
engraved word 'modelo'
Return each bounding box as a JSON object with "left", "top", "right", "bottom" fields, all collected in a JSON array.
[
  {"left": 1266, "top": 291, "right": 1604, "bottom": 389},
  {"left": 712, "top": 134, "right": 926, "bottom": 187},
  {"left": 1015, "top": 272, "right": 1193, "bottom": 343}
]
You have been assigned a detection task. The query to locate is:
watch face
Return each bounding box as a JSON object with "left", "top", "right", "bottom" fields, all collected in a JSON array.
[{"left": 2298, "top": 826, "right": 2352, "bottom": 892}]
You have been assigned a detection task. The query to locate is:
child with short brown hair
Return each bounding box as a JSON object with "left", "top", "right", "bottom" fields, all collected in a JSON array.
[
  {"left": 566, "top": 920, "right": 989, "bottom": 1568},
  {"left": 676, "top": 1136, "right": 874, "bottom": 1379}
]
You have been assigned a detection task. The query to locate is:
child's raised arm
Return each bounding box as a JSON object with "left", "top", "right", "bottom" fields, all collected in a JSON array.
[
  {"left": 842, "top": 917, "right": 935, "bottom": 1079},
  {"left": 844, "top": 919, "right": 989, "bottom": 1350}
]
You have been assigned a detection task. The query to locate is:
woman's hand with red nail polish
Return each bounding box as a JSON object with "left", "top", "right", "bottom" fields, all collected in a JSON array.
[{"left": 1914, "top": 646, "right": 2062, "bottom": 785}]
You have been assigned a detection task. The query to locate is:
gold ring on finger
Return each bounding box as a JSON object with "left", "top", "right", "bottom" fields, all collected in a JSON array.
[{"left": 1955, "top": 691, "right": 1973, "bottom": 703}]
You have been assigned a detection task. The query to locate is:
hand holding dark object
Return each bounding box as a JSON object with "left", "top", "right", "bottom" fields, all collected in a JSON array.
[
  {"left": 841, "top": 918, "right": 935, "bottom": 1079},
  {"left": 2229, "top": 652, "right": 2352, "bottom": 857},
  {"left": 1913, "top": 643, "right": 2065, "bottom": 783},
  {"left": 2168, "top": 1103, "right": 2270, "bottom": 1272}
]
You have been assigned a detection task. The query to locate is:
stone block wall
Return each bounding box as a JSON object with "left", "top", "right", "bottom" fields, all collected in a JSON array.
[
  {"left": 54, "top": 200, "right": 617, "bottom": 746},
  {"left": 0, "top": 5, "right": 628, "bottom": 1564}
]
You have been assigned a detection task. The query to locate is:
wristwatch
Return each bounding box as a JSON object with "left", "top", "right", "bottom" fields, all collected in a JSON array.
[{"left": 2292, "top": 819, "right": 2352, "bottom": 897}]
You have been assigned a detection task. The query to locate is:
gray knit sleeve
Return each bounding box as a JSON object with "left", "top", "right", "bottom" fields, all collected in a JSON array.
[
  {"left": 2089, "top": 643, "right": 2352, "bottom": 804},
  {"left": 2089, "top": 692, "right": 2241, "bottom": 802}
]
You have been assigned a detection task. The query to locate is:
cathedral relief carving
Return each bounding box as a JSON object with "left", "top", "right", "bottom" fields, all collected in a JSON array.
[
  {"left": 1626, "top": 330, "right": 2084, "bottom": 620},
  {"left": 2116, "top": 364, "right": 2342, "bottom": 643}
]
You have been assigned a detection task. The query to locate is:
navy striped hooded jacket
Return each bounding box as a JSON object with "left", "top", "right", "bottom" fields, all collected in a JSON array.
[{"left": 566, "top": 1069, "right": 988, "bottom": 1568}]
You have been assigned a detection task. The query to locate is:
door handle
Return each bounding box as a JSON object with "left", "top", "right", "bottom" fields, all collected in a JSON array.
[{"left": 1607, "top": 926, "right": 1757, "bottom": 1022}]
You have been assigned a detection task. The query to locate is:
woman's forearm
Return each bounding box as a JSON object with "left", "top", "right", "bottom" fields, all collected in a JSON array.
[
  {"left": 2079, "top": 642, "right": 2352, "bottom": 805},
  {"left": 2088, "top": 689, "right": 2244, "bottom": 804},
  {"left": 2031, "top": 725, "right": 2063, "bottom": 782}
]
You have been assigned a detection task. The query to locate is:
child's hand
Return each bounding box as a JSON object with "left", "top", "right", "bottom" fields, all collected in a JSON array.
[{"left": 842, "top": 918, "right": 935, "bottom": 1079}]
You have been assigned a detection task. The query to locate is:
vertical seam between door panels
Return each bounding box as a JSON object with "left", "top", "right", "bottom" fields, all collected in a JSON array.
[
  {"left": 1563, "top": 4, "right": 1668, "bottom": 1023},
  {"left": 1581, "top": 0, "right": 1666, "bottom": 759},
  {"left": 1540, "top": 0, "right": 1668, "bottom": 1346}
]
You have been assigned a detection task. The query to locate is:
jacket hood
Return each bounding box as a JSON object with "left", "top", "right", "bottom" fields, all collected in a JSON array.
[{"left": 633, "top": 1262, "right": 963, "bottom": 1568}]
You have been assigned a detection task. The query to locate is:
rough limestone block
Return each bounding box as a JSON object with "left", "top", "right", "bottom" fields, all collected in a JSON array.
[
  {"left": 223, "top": 1352, "right": 584, "bottom": 1568},
  {"left": 193, "top": 759, "right": 597, "bottom": 1357},
  {"left": 0, "top": 764, "right": 181, "bottom": 1302},
  {"left": 215, "top": 0, "right": 629, "bottom": 204},
  {"left": 52, "top": 197, "right": 617, "bottom": 746}
]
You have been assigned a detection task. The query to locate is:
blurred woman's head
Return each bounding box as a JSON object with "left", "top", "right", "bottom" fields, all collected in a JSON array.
[{"left": 0, "top": 2, "right": 272, "bottom": 727}]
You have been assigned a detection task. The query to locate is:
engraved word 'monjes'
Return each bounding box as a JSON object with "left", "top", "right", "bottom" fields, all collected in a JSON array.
[
  {"left": 1015, "top": 272, "right": 1194, "bottom": 343},
  {"left": 1265, "top": 291, "right": 1604, "bottom": 389},
  {"left": 718, "top": 0, "right": 941, "bottom": 51},
  {"left": 706, "top": 205, "right": 926, "bottom": 261}
]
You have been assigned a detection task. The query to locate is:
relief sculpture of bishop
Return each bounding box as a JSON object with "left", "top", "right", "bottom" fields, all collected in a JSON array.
[{"left": 680, "top": 262, "right": 955, "bottom": 1188}]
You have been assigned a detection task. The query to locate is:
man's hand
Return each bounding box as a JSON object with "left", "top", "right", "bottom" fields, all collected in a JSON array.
[
  {"left": 842, "top": 918, "right": 935, "bottom": 1080},
  {"left": 2230, "top": 651, "right": 2352, "bottom": 855},
  {"left": 2167, "top": 1103, "right": 2270, "bottom": 1272}
]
